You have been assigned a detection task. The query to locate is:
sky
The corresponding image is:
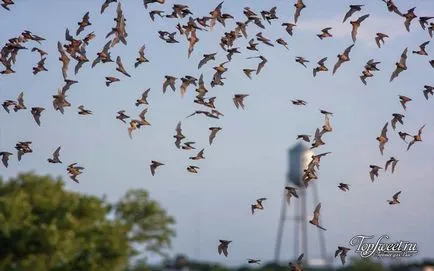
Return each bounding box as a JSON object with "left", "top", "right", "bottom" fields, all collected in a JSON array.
[{"left": 1, "top": 0, "right": 434, "bottom": 268}]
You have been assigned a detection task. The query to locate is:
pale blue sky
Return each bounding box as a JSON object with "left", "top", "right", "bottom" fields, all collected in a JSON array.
[{"left": 1, "top": 0, "right": 434, "bottom": 268}]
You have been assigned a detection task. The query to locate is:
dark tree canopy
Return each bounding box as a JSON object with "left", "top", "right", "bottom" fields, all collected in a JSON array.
[{"left": 0, "top": 172, "right": 176, "bottom": 271}]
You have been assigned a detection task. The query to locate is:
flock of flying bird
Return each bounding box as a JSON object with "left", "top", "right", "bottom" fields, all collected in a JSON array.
[{"left": 0, "top": 0, "right": 433, "bottom": 269}]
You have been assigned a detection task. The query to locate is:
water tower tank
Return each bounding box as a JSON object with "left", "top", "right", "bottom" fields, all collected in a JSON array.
[{"left": 287, "top": 142, "right": 314, "bottom": 186}]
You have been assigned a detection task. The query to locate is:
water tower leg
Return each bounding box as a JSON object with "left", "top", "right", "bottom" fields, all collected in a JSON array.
[{"left": 274, "top": 193, "right": 287, "bottom": 264}]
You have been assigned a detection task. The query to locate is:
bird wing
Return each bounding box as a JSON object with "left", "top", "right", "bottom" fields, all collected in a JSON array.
[
  {"left": 381, "top": 122, "right": 388, "bottom": 138},
  {"left": 297, "top": 253, "right": 304, "bottom": 264},
  {"left": 342, "top": 7, "right": 355, "bottom": 23},
  {"left": 418, "top": 124, "right": 426, "bottom": 136},
  {"left": 53, "top": 146, "right": 61, "bottom": 160},
  {"left": 351, "top": 24, "right": 358, "bottom": 42},
  {"left": 332, "top": 59, "right": 343, "bottom": 75},
  {"left": 344, "top": 44, "right": 354, "bottom": 55},
  {"left": 390, "top": 67, "right": 401, "bottom": 82},
  {"left": 318, "top": 57, "right": 327, "bottom": 65},
  {"left": 391, "top": 160, "right": 398, "bottom": 173},
  {"left": 313, "top": 203, "right": 321, "bottom": 218},
  {"left": 375, "top": 37, "right": 381, "bottom": 48},
  {"left": 400, "top": 48, "right": 408, "bottom": 66},
  {"left": 340, "top": 254, "right": 346, "bottom": 265},
  {"left": 393, "top": 191, "right": 401, "bottom": 200},
  {"left": 209, "top": 130, "right": 217, "bottom": 145},
  {"left": 358, "top": 14, "right": 370, "bottom": 23}
]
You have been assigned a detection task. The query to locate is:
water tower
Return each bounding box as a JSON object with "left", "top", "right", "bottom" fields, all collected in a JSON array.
[{"left": 274, "top": 142, "right": 330, "bottom": 267}]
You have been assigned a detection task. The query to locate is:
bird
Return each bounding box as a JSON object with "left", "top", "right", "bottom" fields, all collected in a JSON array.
[
  {"left": 295, "top": 56, "right": 309, "bottom": 68},
  {"left": 76, "top": 12, "right": 91, "bottom": 36},
  {"left": 376, "top": 122, "right": 389, "bottom": 155},
  {"left": 407, "top": 124, "right": 426, "bottom": 151},
  {"left": 116, "top": 110, "right": 129, "bottom": 123},
  {"left": 342, "top": 5, "right": 364, "bottom": 23},
  {"left": 251, "top": 198, "right": 267, "bottom": 214},
  {"left": 217, "top": 240, "right": 231, "bottom": 257},
  {"left": 209, "top": 127, "right": 222, "bottom": 145},
  {"left": 317, "top": 27, "right": 333, "bottom": 40},
  {"left": 136, "top": 88, "right": 150, "bottom": 106},
  {"left": 390, "top": 48, "right": 408, "bottom": 82},
  {"left": 313, "top": 57, "right": 328, "bottom": 77},
  {"left": 92, "top": 41, "right": 113, "bottom": 68},
  {"left": 385, "top": 157, "right": 398, "bottom": 173},
  {"left": 333, "top": 44, "right": 354, "bottom": 74},
  {"left": 387, "top": 191, "right": 401, "bottom": 205},
  {"left": 101, "top": 0, "right": 117, "bottom": 14},
  {"left": 189, "top": 149, "right": 205, "bottom": 160},
  {"left": 247, "top": 259, "right": 261, "bottom": 264},
  {"left": 350, "top": 14, "right": 369, "bottom": 42},
  {"left": 105, "top": 76, "right": 120, "bottom": 87},
  {"left": 335, "top": 246, "right": 351, "bottom": 265},
  {"left": 276, "top": 38, "right": 289, "bottom": 50},
  {"left": 423, "top": 85, "right": 434, "bottom": 100},
  {"left": 233, "top": 94, "right": 249, "bottom": 109},
  {"left": 430, "top": 60, "right": 434, "bottom": 68},
  {"left": 243, "top": 69, "right": 256, "bottom": 79},
  {"left": 296, "top": 134, "right": 310, "bottom": 143},
  {"left": 78, "top": 105, "right": 92, "bottom": 115},
  {"left": 289, "top": 253, "right": 304, "bottom": 271},
  {"left": 247, "top": 55, "right": 268, "bottom": 75},
  {"left": 294, "top": 0, "right": 306, "bottom": 24},
  {"left": 338, "top": 182, "right": 350, "bottom": 192},
  {"left": 187, "top": 165, "right": 199, "bottom": 173},
  {"left": 419, "top": 16, "right": 434, "bottom": 30},
  {"left": 31, "top": 47, "right": 48, "bottom": 58},
  {"left": 174, "top": 121, "right": 185, "bottom": 149},
  {"left": 403, "top": 7, "right": 417, "bottom": 32},
  {"left": 163, "top": 75, "right": 177, "bottom": 93},
  {"left": 150, "top": 160, "right": 164, "bottom": 176},
  {"left": 12, "top": 92, "right": 26, "bottom": 112},
  {"left": 135, "top": 44, "right": 149, "bottom": 68},
  {"left": 57, "top": 41, "right": 70, "bottom": 80},
  {"left": 181, "top": 141, "right": 196, "bottom": 150},
  {"left": 285, "top": 186, "right": 299, "bottom": 206},
  {"left": 15, "top": 141, "right": 32, "bottom": 161},
  {"left": 398, "top": 131, "right": 411, "bottom": 143},
  {"left": 375, "top": 33, "right": 389, "bottom": 48},
  {"left": 149, "top": 10, "right": 165, "bottom": 21},
  {"left": 309, "top": 203, "right": 326, "bottom": 231},
  {"left": 198, "top": 53, "right": 217, "bottom": 69},
  {"left": 391, "top": 113, "right": 405, "bottom": 130},
  {"left": 369, "top": 165, "right": 382, "bottom": 182},
  {"left": 412, "top": 41, "right": 430, "bottom": 56},
  {"left": 282, "top": 22, "right": 296, "bottom": 36},
  {"left": 0, "top": 152, "right": 13, "bottom": 168},
  {"left": 399, "top": 95, "right": 412, "bottom": 110},
  {"left": 32, "top": 57, "right": 48, "bottom": 75},
  {"left": 47, "top": 146, "right": 62, "bottom": 164},
  {"left": 291, "top": 99, "right": 307, "bottom": 106},
  {"left": 67, "top": 163, "right": 84, "bottom": 183},
  {"left": 30, "top": 107, "right": 45, "bottom": 126},
  {"left": 115, "top": 56, "right": 130, "bottom": 77}
]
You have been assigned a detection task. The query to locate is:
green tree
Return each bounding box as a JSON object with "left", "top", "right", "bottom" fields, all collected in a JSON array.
[{"left": 0, "top": 172, "right": 176, "bottom": 271}]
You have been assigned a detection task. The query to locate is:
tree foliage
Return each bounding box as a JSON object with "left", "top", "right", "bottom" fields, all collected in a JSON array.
[{"left": 0, "top": 172, "right": 176, "bottom": 271}]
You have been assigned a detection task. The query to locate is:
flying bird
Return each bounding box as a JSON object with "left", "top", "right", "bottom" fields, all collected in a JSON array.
[
  {"left": 285, "top": 186, "right": 299, "bottom": 206},
  {"left": 136, "top": 88, "right": 150, "bottom": 106},
  {"left": 342, "top": 5, "right": 364, "bottom": 23},
  {"left": 333, "top": 44, "right": 354, "bottom": 74},
  {"left": 335, "top": 247, "right": 351, "bottom": 265},
  {"left": 251, "top": 198, "right": 267, "bottom": 214},
  {"left": 390, "top": 48, "right": 408, "bottom": 82},
  {"left": 174, "top": 121, "right": 185, "bottom": 149},
  {"left": 217, "top": 240, "right": 231, "bottom": 257},
  {"left": 295, "top": 56, "right": 309, "bottom": 68},
  {"left": 317, "top": 27, "right": 333, "bottom": 40},
  {"left": 338, "top": 182, "right": 350, "bottom": 192},
  {"left": 423, "top": 85, "right": 434, "bottom": 100},
  {"left": 198, "top": 53, "right": 217, "bottom": 69},
  {"left": 350, "top": 14, "right": 370, "bottom": 42},
  {"left": 369, "top": 165, "right": 382, "bottom": 182},
  {"left": 407, "top": 124, "right": 426, "bottom": 151},
  {"left": 163, "top": 75, "right": 177, "bottom": 93},
  {"left": 30, "top": 107, "right": 45, "bottom": 126},
  {"left": 387, "top": 191, "right": 401, "bottom": 205},
  {"left": 313, "top": 57, "right": 328, "bottom": 77},
  {"left": 294, "top": 0, "right": 306, "bottom": 24},
  {"left": 78, "top": 105, "right": 92, "bottom": 115},
  {"left": 47, "top": 146, "right": 62, "bottom": 163},
  {"left": 67, "top": 163, "right": 84, "bottom": 183},
  {"left": 233, "top": 94, "right": 249, "bottom": 109},
  {"left": 391, "top": 113, "right": 405, "bottom": 130},
  {"left": 399, "top": 95, "right": 412, "bottom": 110},
  {"left": 15, "top": 141, "right": 33, "bottom": 162},
  {"left": 385, "top": 157, "right": 398, "bottom": 173},
  {"left": 309, "top": 203, "right": 326, "bottom": 231},
  {"left": 0, "top": 152, "right": 12, "bottom": 168},
  {"left": 209, "top": 127, "right": 222, "bottom": 145},
  {"left": 115, "top": 56, "right": 130, "bottom": 77},
  {"left": 135, "top": 44, "right": 149, "bottom": 68},
  {"left": 57, "top": 41, "right": 70, "bottom": 80},
  {"left": 150, "top": 160, "right": 164, "bottom": 176},
  {"left": 376, "top": 122, "right": 389, "bottom": 155},
  {"left": 375, "top": 33, "right": 389, "bottom": 48},
  {"left": 32, "top": 57, "right": 48, "bottom": 75},
  {"left": 289, "top": 253, "right": 304, "bottom": 271},
  {"left": 403, "top": 7, "right": 417, "bottom": 32},
  {"left": 187, "top": 165, "right": 200, "bottom": 173},
  {"left": 247, "top": 259, "right": 261, "bottom": 264},
  {"left": 296, "top": 134, "right": 310, "bottom": 143},
  {"left": 105, "top": 76, "right": 120, "bottom": 87},
  {"left": 76, "top": 12, "right": 91, "bottom": 36},
  {"left": 412, "top": 41, "right": 430, "bottom": 56}
]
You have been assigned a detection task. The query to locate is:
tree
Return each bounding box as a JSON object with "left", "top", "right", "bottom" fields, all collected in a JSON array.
[{"left": 0, "top": 172, "right": 176, "bottom": 271}]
